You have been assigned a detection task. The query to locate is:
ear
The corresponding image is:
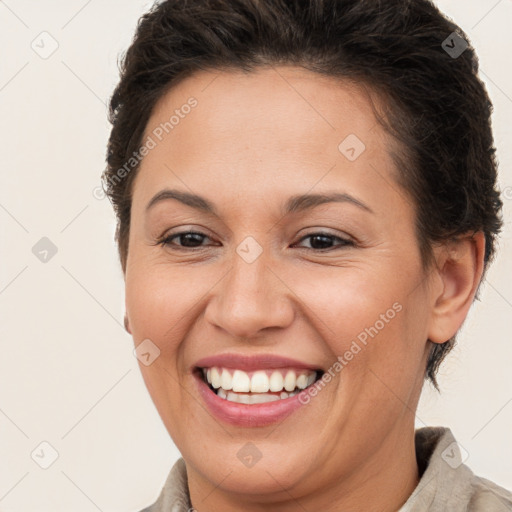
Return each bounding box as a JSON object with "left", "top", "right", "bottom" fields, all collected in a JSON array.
[
  {"left": 428, "top": 232, "right": 486, "bottom": 344},
  {"left": 124, "top": 313, "right": 132, "bottom": 334}
]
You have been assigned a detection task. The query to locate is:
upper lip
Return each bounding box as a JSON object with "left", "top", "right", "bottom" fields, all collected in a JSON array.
[{"left": 193, "top": 353, "right": 323, "bottom": 372}]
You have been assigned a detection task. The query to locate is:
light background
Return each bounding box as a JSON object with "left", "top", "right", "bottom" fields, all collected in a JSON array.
[{"left": 0, "top": 1, "right": 511, "bottom": 511}]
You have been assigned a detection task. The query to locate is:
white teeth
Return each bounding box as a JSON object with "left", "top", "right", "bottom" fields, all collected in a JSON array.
[
  {"left": 221, "top": 368, "right": 233, "bottom": 390},
  {"left": 218, "top": 387, "right": 302, "bottom": 403},
  {"left": 203, "top": 366, "right": 319, "bottom": 400},
  {"left": 284, "top": 370, "right": 297, "bottom": 392},
  {"left": 269, "top": 371, "right": 284, "bottom": 392},
  {"left": 250, "top": 393, "right": 280, "bottom": 404},
  {"left": 296, "top": 374, "right": 308, "bottom": 390},
  {"left": 224, "top": 391, "right": 281, "bottom": 404},
  {"left": 250, "top": 371, "right": 270, "bottom": 393},
  {"left": 238, "top": 393, "right": 250, "bottom": 404},
  {"left": 227, "top": 391, "right": 238, "bottom": 402},
  {"left": 211, "top": 367, "right": 222, "bottom": 389},
  {"left": 232, "top": 370, "right": 251, "bottom": 392}
]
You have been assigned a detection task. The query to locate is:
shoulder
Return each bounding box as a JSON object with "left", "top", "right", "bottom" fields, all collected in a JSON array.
[
  {"left": 467, "top": 474, "right": 512, "bottom": 511},
  {"left": 400, "top": 426, "right": 512, "bottom": 511}
]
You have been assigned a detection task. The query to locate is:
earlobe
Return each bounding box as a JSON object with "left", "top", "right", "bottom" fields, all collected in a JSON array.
[
  {"left": 124, "top": 313, "right": 132, "bottom": 334},
  {"left": 428, "top": 232, "right": 486, "bottom": 344}
]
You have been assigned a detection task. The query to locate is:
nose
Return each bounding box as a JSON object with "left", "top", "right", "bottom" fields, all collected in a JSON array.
[{"left": 204, "top": 247, "right": 295, "bottom": 339}]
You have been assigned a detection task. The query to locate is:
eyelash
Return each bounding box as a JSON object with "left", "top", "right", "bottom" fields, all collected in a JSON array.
[{"left": 158, "top": 230, "right": 354, "bottom": 251}]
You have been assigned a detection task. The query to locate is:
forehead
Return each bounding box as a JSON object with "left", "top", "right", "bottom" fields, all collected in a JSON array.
[
  {"left": 144, "top": 65, "right": 386, "bottom": 150},
  {"left": 133, "top": 66, "right": 404, "bottom": 216}
]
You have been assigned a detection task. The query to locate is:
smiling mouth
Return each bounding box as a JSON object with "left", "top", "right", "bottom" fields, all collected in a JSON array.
[{"left": 197, "top": 366, "right": 324, "bottom": 404}]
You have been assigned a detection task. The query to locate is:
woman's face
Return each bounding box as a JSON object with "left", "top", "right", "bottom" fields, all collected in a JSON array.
[{"left": 125, "top": 67, "right": 437, "bottom": 501}]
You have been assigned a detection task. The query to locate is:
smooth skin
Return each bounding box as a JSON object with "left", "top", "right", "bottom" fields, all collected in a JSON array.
[{"left": 124, "top": 66, "right": 485, "bottom": 512}]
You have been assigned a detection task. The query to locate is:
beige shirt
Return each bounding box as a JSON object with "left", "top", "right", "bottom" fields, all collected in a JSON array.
[{"left": 140, "top": 427, "right": 512, "bottom": 511}]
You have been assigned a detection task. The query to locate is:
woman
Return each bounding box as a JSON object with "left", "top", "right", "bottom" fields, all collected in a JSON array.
[{"left": 103, "top": 0, "right": 511, "bottom": 510}]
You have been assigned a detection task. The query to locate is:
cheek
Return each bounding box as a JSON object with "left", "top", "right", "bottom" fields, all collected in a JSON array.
[
  {"left": 125, "top": 264, "right": 207, "bottom": 432},
  {"left": 126, "top": 263, "right": 211, "bottom": 346},
  {"left": 290, "top": 268, "right": 428, "bottom": 383},
  {"left": 290, "top": 269, "right": 404, "bottom": 347}
]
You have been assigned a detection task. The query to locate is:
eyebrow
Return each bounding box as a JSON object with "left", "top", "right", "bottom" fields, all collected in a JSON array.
[{"left": 145, "top": 189, "right": 373, "bottom": 215}]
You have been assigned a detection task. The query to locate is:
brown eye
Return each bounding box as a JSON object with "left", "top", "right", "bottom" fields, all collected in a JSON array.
[
  {"left": 161, "top": 231, "right": 211, "bottom": 248},
  {"left": 294, "top": 232, "right": 354, "bottom": 251}
]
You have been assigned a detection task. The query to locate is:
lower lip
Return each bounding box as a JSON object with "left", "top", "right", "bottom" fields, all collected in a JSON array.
[{"left": 194, "top": 371, "right": 309, "bottom": 427}]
